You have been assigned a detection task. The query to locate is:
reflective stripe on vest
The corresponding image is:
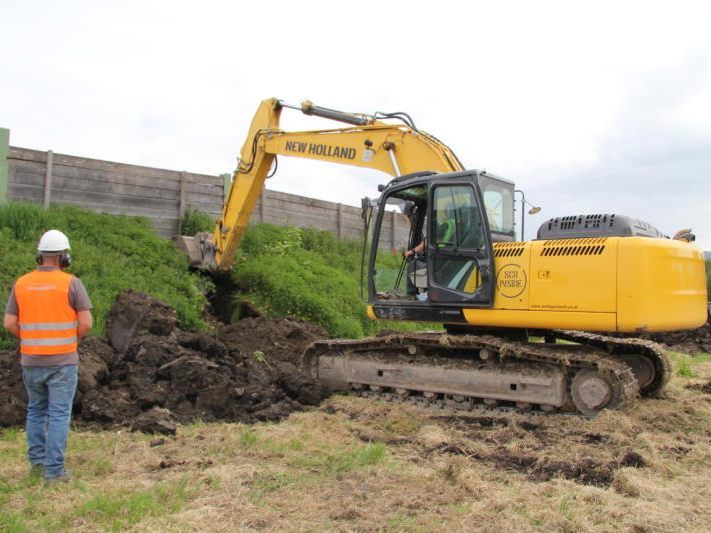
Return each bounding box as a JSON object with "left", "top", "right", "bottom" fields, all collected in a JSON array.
[
  {"left": 20, "top": 321, "right": 78, "bottom": 331},
  {"left": 15, "top": 269, "right": 78, "bottom": 355},
  {"left": 21, "top": 336, "right": 78, "bottom": 347}
]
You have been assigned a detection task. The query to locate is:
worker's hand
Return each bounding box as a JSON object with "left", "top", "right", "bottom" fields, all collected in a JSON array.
[{"left": 404, "top": 249, "right": 414, "bottom": 258}]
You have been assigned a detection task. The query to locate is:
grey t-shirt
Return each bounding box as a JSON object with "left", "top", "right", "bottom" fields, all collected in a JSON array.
[{"left": 4, "top": 267, "right": 92, "bottom": 367}]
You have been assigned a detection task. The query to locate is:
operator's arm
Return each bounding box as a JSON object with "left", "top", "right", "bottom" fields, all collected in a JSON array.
[{"left": 404, "top": 240, "right": 426, "bottom": 258}]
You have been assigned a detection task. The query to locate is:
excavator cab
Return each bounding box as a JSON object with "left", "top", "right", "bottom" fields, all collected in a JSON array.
[{"left": 368, "top": 170, "right": 505, "bottom": 321}]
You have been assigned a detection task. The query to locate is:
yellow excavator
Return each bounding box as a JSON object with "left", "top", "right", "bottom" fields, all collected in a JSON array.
[{"left": 180, "top": 98, "right": 708, "bottom": 416}]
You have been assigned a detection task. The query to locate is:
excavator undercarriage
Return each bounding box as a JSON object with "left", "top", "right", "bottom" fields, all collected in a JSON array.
[{"left": 303, "top": 330, "right": 670, "bottom": 417}]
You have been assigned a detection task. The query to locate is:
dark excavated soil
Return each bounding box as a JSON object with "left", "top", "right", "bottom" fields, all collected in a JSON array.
[
  {"left": 640, "top": 320, "right": 711, "bottom": 354},
  {"left": 0, "top": 290, "right": 329, "bottom": 433},
  {"left": 686, "top": 379, "right": 711, "bottom": 394},
  {"left": 219, "top": 316, "right": 328, "bottom": 367}
]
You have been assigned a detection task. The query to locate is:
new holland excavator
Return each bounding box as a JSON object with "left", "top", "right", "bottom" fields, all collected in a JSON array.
[{"left": 180, "top": 98, "right": 708, "bottom": 416}]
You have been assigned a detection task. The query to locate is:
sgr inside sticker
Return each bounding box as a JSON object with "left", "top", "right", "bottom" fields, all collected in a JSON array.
[{"left": 496, "top": 263, "right": 527, "bottom": 298}]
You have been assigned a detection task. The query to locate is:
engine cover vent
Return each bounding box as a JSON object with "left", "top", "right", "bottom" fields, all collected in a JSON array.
[
  {"left": 540, "top": 238, "right": 607, "bottom": 256},
  {"left": 493, "top": 243, "right": 525, "bottom": 257},
  {"left": 537, "top": 214, "right": 666, "bottom": 240}
]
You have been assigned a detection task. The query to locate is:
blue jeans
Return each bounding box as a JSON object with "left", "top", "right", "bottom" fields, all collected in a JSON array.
[{"left": 22, "top": 365, "right": 78, "bottom": 479}]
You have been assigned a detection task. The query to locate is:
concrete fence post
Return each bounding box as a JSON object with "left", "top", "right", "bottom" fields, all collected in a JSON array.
[
  {"left": 259, "top": 188, "right": 266, "bottom": 223},
  {"left": 43, "top": 150, "right": 54, "bottom": 209},
  {"left": 337, "top": 203, "right": 343, "bottom": 240},
  {"left": 179, "top": 172, "right": 187, "bottom": 218},
  {"left": 0, "top": 128, "right": 8, "bottom": 204},
  {"left": 177, "top": 172, "right": 187, "bottom": 236}
]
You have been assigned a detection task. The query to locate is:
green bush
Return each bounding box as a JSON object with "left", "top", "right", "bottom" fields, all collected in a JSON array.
[
  {"left": 233, "top": 224, "right": 435, "bottom": 338},
  {"left": 0, "top": 202, "right": 207, "bottom": 349},
  {"left": 180, "top": 208, "right": 215, "bottom": 236}
]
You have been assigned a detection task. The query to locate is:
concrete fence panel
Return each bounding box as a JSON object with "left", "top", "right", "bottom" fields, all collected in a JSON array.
[{"left": 5, "top": 142, "right": 410, "bottom": 248}]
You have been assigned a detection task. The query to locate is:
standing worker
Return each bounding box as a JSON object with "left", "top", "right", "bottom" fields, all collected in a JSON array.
[{"left": 2, "top": 229, "right": 93, "bottom": 483}]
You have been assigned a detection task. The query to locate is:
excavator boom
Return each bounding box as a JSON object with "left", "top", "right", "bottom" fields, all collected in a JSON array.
[{"left": 179, "top": 98, "right": 471, "bottom": 270}]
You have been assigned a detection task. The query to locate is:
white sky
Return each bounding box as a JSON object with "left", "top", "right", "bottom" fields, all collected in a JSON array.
[{"left": 1, "top": 0, "right": 710, "bottom": 248}]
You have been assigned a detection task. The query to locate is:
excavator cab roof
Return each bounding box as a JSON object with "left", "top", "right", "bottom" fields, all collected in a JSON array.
[{"left": 384, "top": 169, "right": 514, "bottom": 192}]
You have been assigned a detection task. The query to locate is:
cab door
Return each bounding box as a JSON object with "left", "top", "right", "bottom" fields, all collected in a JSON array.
[{"left": 426, "top": 172, "right": 495, "bottom": 306}]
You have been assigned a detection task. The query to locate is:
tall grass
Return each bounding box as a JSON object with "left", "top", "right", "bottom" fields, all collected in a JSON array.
[
  {"left": 0, "top": 202, "right": 207, "bottom": 349},
  {"left": 180, "top": 208, "right": 215, "bottom": 236}
]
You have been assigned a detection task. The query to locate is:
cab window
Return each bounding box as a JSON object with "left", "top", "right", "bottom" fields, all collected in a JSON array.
[{"left": 432, "top": 185, "right": 482, "bottom": 249}]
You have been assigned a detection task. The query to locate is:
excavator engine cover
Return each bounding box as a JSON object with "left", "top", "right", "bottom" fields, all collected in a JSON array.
[{"left": 537, "top": 214, "right": 666, "bottom": 240}]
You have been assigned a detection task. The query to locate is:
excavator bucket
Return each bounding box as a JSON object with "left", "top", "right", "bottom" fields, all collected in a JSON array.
[{"left": 175, "top": 232, "right": 217, "bottom": 270}]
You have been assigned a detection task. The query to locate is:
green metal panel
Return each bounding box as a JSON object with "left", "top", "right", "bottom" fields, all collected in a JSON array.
[{"left": 0, "top": 128, "right": 8, "bottom": 204}]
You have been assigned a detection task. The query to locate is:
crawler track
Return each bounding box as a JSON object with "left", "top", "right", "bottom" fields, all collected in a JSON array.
[
  {"left": 552, "top": 330, "right": 671, "bottom": 397},
  {"left": 303, "top": 331, "right": 670, "bottom": 417}
]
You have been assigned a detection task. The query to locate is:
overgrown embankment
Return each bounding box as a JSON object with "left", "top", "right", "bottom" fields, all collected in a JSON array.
[
  {"left": 231, "top": 224, "right": 426, "bottom": 338},
  {"left": 0, "top": 204, "right": 421, "bottom": 348},
  {"left": 0, "top": 203, "right": 208, "bottom": 348}
]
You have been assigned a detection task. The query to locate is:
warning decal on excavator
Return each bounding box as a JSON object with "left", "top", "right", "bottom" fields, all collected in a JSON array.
[
  {"left": 285, "top": 141, "right": 356, "bottom": 160},
  {"left": 496, "top": 263, "right": 527, "bottom": 298}
]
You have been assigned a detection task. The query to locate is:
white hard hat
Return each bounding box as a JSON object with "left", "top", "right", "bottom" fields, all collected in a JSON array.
[{"left": 37, "top": 230, "right": 71, "bottom": 252}]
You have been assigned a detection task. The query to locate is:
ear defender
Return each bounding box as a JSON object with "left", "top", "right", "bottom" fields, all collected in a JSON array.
[
  {"left": 60, "top": 252, "right": 72, "bottom": 268},
  {"left": 36, "top": 253, "right": 42, "bottom": 265}
]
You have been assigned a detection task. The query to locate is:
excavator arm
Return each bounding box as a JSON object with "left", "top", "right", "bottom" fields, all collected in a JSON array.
[{"left": 194, "top": 98, "right": 465, "bottom": 270}]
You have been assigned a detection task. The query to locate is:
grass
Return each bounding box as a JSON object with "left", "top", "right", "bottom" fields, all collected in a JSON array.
[
  {"left": 180, "top": 208, "right": 215, "bottom": 236},
  {"left": 676, "top": 357, "right": 699, "bottom": 377},
  {"left": 671, "top": 351, "right": 711, "bottom": 378},
  {"left": 239, "top": 427, "right": 258, "bottom": 446},
  {"left": 290, "top": 442, "right": 387, "bottom": 473},
  {"left": 0, "top": 202, "right": 208, "bottom": 348},
  {"left": 71, "top": 479, "right": 189, "bottom": 530}
]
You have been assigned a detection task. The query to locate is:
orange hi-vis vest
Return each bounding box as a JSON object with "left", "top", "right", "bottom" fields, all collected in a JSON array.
[{"left": 15, "top": 269, "right": 78, "bottom": 356}]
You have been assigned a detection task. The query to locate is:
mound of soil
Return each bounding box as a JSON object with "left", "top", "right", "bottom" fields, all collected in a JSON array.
[
  {"left": 640, "top": 320, "right": 711, "bottom": 354},
  {"left": 0, "top": 290, "right": 328, "bottom": 433},
  {"left": 219, "top": 316, "right": 328, "bottom": 367}
]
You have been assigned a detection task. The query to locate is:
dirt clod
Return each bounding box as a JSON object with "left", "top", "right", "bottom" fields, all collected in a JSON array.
[
  {"left": 132, "top": 407, "right": 177, "bottom": 435},
  {"left": 106, "top": 290, "right": 178, "bottom": 353}
]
